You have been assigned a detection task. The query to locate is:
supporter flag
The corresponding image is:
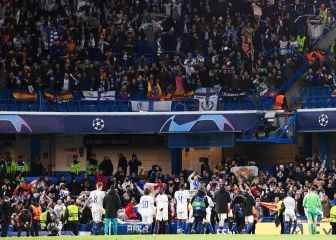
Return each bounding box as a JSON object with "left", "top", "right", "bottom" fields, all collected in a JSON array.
[
  {"left": 13, "top": 92, "right": 37, "bottom": 102},
  {"left": 82, "top": 91, "right": 99, "bottom": 101},
  {"left": 153, "top": 101, "right": 172, "bottom": 112},
  {"left": 260, "top": 202, "right": 278, "bottom": 212},
  {"left": 131, "top": 101, "right": 150, "bottom": 112},
  {"left": 44, "top": 92, "right": 73, "bottom": 102},
  {"left": 194, "top": 87, "right": 219, "bottom": 111},
  {"left": 100, "top": 91, "right": 116, "bottom": 101},
  {"left": 230, "top": 166, "right": 259, "bottom": 177},
  {"left": 144, "top": 182, "right": 166, "bottom": 196}
]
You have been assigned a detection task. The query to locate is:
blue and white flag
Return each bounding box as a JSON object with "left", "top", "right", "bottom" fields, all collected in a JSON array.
[
  {"left": 100, "top": 91, "right": 116, "bottom": 101},
  {"left": 82, "top": 91, "right": 99, "bottom": 101},
  {"left": 194, "top": 88, "right": 219, "bottom": 111},
  {"left": 153, "top": 101, "right": 172, "bottom": 112},
  {"left": 131, "top": 101, "right": 150, "bottom": 112}
]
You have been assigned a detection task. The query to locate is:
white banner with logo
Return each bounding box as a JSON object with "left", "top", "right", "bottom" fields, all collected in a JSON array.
[
  {"left": 131, "top": 101, "right": 150, "bottom": 112},
  {"left": 195, "top": 95, "right": 218, "bottom": 111},
  {"left": 153, "top": 101, "right": 172, "bottom": 112},
  {"left": 100, "top": 91, "right": 116, "bottom": 101},
  {"left": 82, "top": 91, "right": 99, "bottom": 101},
  {"left": 230, "top": 166, "right": 259, "bottom": 177}
]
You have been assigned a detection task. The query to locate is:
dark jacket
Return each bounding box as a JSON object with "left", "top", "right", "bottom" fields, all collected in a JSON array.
[
  {"left": 191, "top": 190, "right": 209, "bottom": 218},
  {"left": 103, "top": 189, "right": 121, "bottom": 218},
  {"left": 0, "top": 199, "right": 11, "bottom": 223},
  {"left": 214, "top": 188, "right": 231, "bottom": 214}
]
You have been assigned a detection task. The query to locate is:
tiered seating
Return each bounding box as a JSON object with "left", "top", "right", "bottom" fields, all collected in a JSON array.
[{"left": 301, "top": 86, "right": 334, "bottom": 108}]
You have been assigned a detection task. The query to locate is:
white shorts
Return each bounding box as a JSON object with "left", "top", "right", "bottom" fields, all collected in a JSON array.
[
  {"left": 284, "top": 210, "right": 296, "bottom": 222},
  {"left": 176, "top": 211, "right": 188, "bottom": 220},
  {"left": 91, "top": 206, "right": 104, "bottom": 223},
  {"left": 142, "top": 214, "right": 154, "bottom": 225},
  {"left": 156, "top": 211, "right": 169, "bottom": 221},
  {"left": 245, "top": 215, "right": 254, "bottom": 224},
  {"left": 218, "top": 213, "right": 228, "bottom": 227}
]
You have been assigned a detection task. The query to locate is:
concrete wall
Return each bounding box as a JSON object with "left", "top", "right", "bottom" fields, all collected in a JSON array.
[
  {"left": 90, "top": 146, "right": 171, "bottom": 174},
  {"left": 182, "top": 147, "right": 222, "bottom": 171},
  {"left": 6, "top": 135, "right": 307, "bottom": 173}
]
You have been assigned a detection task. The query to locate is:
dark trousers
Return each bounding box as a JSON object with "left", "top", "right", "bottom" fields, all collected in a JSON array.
[
  {"left": 1, "top": 221, "right": 9, "bottom": 237},
  {"left": 67, "top": 221, "right": 79, "bottom": 236},
  {"left": 31, "top": 220, "right": 40, "bottom": 236},
  {"left": 331, "top": 222, "right": 336, "bottom": 235},
  {"left": 191, "top": 216, "right": 204, "bottom": 234},
  {"left": 18, "top": 225, "right": 31, "bottom": 237},
  {"left": 251, "top": 220, "right": 257, "bottom": 234},
  {"left": 155, "top": 220, "right": 168, "bottom": 234}
]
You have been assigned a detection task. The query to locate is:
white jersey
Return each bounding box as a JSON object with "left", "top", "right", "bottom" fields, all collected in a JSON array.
[
  {"left": 174, "top": 190, "right": 190, "bottom": 220},
  {"left": 283, "top": 196, "right": 296, "bottom": 212},
  {"left": 155, "top": 193, "right": 169, "bottom": 221},
  {"left": 53, "top": 204, "right": 66, "bottom": 219},
  {"left": 89, "top": 190, "right": 106, "bottom": 209},
  {"left": 139, "top": 195, "right": 155, "bottom": 216},
  {"left": 206, "top": 195, "right": 214, "bottom": 223}
]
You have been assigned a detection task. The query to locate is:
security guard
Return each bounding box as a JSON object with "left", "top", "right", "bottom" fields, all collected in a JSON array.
[
  {"left": 40, "top": 209, "right": 50, "bottom": 231},
  {"left": 297, "top": 35, "right": 306, "bottom": 52},
  {"left": 70, "top": 156, "right": 81, "bottom": 176},
  {"left": 65, "top": 199, "right": 79, "bottom": 236},
  {"left": 86, "top": 157, "right": 98, "bottom": 176},
  {"left": 5, "top": 158, "right": 17, "bottom": 177},
  {"left": 330, "top": 204, "right": 336, "bottom": 235}
]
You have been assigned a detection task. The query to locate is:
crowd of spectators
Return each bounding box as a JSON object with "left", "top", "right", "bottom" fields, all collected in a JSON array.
[
  {"left": 0, "top": 151, "right": 335, "bottom": 236},
  {"left": 0, "top": 0, "right": 331, "bottom": 103}
]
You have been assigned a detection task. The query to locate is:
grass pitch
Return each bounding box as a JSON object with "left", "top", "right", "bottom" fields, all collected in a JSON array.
[{"left": 1, "top": 235, "right": 333, "bottom": 240}]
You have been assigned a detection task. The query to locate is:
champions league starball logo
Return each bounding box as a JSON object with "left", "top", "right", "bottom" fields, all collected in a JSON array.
[
  {"left": 92, "top": 118, "right": 105, "bottom": 131},
  {"left": 318, "top": 113, "right": 328, "bottom": 127}
]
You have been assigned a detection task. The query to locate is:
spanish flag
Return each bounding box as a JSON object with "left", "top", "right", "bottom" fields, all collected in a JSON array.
[
  {"left": 44, "top": 91, "right": 73, "bottom": 102},
  {"left": 13, "top": 91, "right": 37, "bottom": 102}
]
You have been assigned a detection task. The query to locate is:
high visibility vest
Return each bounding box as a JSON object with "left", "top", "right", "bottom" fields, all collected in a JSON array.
[
  {"left": 24, "top": 162, "right": 30, "bottom": 173},
  {"left": 17, "top": 162, "right": 25, "bottom": 173},
  {"left": 86, "top": 163, "right": 97, "bottom": 176},
  {"left": 5, "top": 162, "right": 12, "bottom": 174},
  {"left": 330, "top": 206, "right": 336, "bottom": 223},
  {"left": 11, "top": 160, "right": 17, "bottom": 173},
  {"left": 70, "top": 162, "right": 81, "bottom": 175},
  {"left": 320, "top": 9, "right": 328, "bottom": 23},
  {"left": 31, "top": 205, "right": 42, "bottom": 221},
  {"left": 297, "top": 36, "right": 306, "bottom": 52},
  {"left": 40, "top": 210, "right": 48, "bottom": 230},
  {"left": 67, "top": 204, "right": 79, "bottom": 222},
  {"left": 275, "top": 95, "right": 285, "bottom": 110}
]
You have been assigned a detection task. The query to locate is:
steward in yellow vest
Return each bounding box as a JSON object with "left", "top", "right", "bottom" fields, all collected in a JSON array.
[
  {"left": 330, "top": 205, "right": 336, "bottom": 235},
  {"left": 65, "top": 199, "right": 79, "bottom": 236}
]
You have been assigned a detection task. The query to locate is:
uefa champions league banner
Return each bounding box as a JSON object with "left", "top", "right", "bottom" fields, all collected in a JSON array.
[
  {"left": 297, "top": 109, "right": 336, "bottom": 132},
  {"left": 0, "top": 111, "right": 260, "bottom": 134}
]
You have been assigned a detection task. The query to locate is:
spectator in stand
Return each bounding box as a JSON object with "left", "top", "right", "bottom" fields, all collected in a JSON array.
[
  {"left": 99, "top": 156, "right": 113, "bottom": 176},
  {"left": 129, "top": 153, "right": 142, "bottom": 176},
  {"left": 118, "top": 153, "right": 128, "bottom": 175}
]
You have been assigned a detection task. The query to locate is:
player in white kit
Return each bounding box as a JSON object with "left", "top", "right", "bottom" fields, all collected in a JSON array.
[
  {"left": 283, "top": 192, "right": 297, "bottom": 234},
  {"left": 155, "top": 188, "right": 169, "bottom": 234},
  {"left": 174, "top": 184, "right": 190, "bottom": 233},
  {"left": 139, "top": 188, "right": 155, "bottom": 226},
  {"left": 205, "top": 194, "right": 215, "bottom": 233},
  {"left": 89, "top": 182, "right": 106, "bottom": 234}
]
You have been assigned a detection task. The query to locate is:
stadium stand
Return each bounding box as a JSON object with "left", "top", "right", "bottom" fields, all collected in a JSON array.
[
  {"left": 1, "top": 0, "right": 336, "bottom": 237},
  {"left": 0, "top": 0, "right": 333, "bottom": 111}
]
